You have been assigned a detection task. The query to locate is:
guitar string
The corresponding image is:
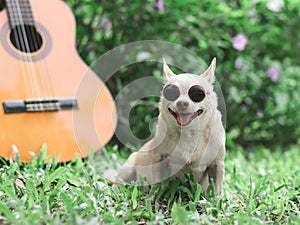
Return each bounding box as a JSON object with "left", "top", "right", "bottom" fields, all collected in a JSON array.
[
  {"left": 17, "top": 0, "right": 45, "bottom": 100},
  {"left": 10, "top": 0, "right": 41, "bottom": 99},
  {"left": 7, "top": 0, "right": 32, "bottom": 98},
  {"left": 24, "top": 0, "right": 56, "bottom": 100},
  {"left": 10, "top": 0, "right": 54, "bottom": 102},
  {"left": 21, "top": 0, "right": 55, "bottom": 99}
]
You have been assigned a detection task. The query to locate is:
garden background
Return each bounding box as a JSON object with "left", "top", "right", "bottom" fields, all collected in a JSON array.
[
  {"left": 68, "top": 0, "right": 300, "bottom": 150},
  {"left": 0, "top": 0, "right": 299, "bottom": 224}
]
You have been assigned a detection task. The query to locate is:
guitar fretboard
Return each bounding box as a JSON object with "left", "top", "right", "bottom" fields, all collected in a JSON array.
[{"left": 5, "top": 0, "right": 35, "bottom": 28}]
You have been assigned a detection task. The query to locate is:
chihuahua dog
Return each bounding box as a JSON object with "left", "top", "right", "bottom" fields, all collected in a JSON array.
[{"left": 117, "top": 58, "right": 225, "bottom": 195}]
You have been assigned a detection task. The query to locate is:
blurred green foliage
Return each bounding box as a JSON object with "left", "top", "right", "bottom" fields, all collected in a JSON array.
[{"left": 64, "top": 0, "right": 300, "bottom": 149}]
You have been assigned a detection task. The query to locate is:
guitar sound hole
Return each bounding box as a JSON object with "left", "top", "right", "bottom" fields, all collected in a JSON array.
[{"left": 10, "top": 25, "right": 43, "bottom": 53}]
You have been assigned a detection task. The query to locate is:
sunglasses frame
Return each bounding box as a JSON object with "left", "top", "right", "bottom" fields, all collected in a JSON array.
[{"left": 163, "top": 84, "right": 207, "bottom": 103}]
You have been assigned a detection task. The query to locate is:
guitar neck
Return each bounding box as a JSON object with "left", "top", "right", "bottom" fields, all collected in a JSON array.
[{"left": 5, "top": 0, "right": 35, "bottom": 28}]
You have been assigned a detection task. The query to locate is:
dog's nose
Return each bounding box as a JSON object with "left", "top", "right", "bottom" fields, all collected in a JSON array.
[{"left": 176, "top": 100, "right": 189, "bottom": 111}]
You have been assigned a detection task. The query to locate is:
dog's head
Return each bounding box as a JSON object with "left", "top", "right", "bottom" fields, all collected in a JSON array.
[{"left": 161, "top": 58, "right": 218, "bottom": 128}]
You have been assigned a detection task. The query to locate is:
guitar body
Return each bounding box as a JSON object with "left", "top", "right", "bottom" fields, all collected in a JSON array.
[{"left": 0, "top": 0, "right": 117, "bottom": 162}]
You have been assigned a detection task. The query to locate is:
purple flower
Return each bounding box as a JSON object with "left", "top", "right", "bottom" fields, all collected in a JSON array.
[
  {"left": 267, "top": 66, "right": 279, "bottom": 82},
  {"left": 100, "top": 17, "right": 112, "bottom": 31},
  {"left": 153, "top": 0, "right": 164, "bottom": 13},
  {"left": 234, "top": 57, "right": 249, "bottom": 71},
  {"left": 232, "top": 33, "right": 248, "bottom": 51}
]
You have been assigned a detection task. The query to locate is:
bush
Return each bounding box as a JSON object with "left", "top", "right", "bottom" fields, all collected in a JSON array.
[{"left": 65, "top": 0, "right": 300, "bottom": 149}]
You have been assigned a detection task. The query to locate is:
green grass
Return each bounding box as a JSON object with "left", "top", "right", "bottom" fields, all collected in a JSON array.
[{"left": 0, "top": 145, "right": 299, "bottom": 224}]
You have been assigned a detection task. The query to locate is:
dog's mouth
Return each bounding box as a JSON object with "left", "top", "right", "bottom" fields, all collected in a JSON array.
[{"left": 168, "top": 108, "right": 204, "bottom": 126}]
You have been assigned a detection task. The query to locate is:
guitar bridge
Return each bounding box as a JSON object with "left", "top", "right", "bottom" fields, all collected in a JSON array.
[{"left": 3, "top": 98, "right": 79, "bottom": 114}]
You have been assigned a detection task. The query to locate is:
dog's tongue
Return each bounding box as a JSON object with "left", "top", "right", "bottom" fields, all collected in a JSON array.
[{"left": 177, "top": 114, "right": 192, "bottom": 126}]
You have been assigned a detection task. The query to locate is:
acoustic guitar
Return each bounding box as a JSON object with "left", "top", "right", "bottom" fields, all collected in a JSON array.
[{"left": 0, "top": 0, "right": 117, "bottom": 162}]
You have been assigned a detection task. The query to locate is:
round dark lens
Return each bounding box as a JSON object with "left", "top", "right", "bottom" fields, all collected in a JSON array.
[
  {"left": 188, "top": 85, "right": 205, "bottom": 102},
  {"left": 163, "top": 84, "right": 180, "bottom": 101}
]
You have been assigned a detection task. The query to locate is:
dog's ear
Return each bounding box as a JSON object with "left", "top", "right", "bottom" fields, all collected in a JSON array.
[
  {"left": 163, "top": 58, "right": 175, "bottom": 81},
  {"left": 201, "top": 57, "right": 216, "bottom": 85}
]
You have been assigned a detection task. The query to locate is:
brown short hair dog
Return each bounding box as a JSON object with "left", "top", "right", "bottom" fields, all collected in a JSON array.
[{"left": 117, "top": 58, "right": 225, "bottom": 195}]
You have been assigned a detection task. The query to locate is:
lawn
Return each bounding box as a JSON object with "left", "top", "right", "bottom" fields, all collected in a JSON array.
[
  {"left": 0, "top": 0, "right": 299, "bottom": 224},
  {"left": 0, "top": 145, "right": 299, "bottom": 224}
]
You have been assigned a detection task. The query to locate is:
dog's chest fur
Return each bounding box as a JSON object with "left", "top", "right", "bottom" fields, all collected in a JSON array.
[
  {"left": 159, "top": 128, "right": 206, "bottom": 162},
  {"left": 155, "top": 118, "right": 215, "bottom": 170}
]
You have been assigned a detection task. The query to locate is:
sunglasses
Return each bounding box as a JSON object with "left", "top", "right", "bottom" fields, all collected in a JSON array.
[{"left": 163, "top": 84, "right": 206, "bottom": 102}]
